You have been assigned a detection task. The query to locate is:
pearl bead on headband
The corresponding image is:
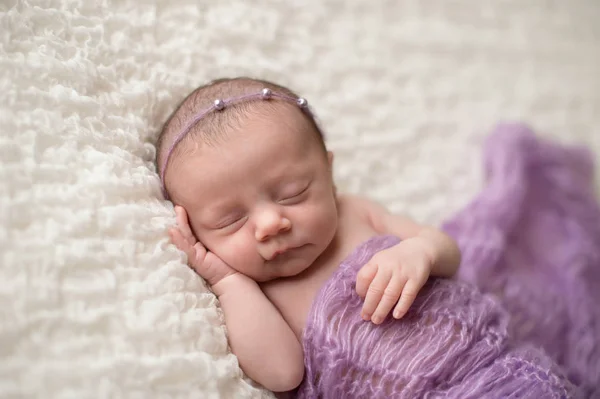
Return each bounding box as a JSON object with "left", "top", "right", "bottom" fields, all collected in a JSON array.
[{"left": 160, "top": 88, "right": 311, "bottom": 199}]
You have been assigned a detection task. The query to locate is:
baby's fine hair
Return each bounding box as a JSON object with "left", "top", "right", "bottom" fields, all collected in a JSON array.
[{"left": 155, "top": 77, "right": 325, "bottom": 184}]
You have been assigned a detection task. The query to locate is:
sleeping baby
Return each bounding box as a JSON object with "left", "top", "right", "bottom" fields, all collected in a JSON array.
[{"left": 156, "top": 77, "right": 578, "bottom": 397}]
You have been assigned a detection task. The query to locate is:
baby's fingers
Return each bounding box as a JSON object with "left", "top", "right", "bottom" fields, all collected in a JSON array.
[
  {"left": 371, "top": 276, "right": 407, "bottom": 324},
  {"left": 169, "top": 228, "right": 196, "bottom": 264},
  {"left": 169, "top": 228, "right": 186, "bottom": 250},
  {"left": 356, "top": 262, "right": 378, "bottom": 299},
  {"left": 361, "top": 268, "right": 391, "bottom": 322},
  {"left": 175, "top": 206, "right": 196, "bottom": 245},
  {"left": 393, "top": 279, "right": 422, "bottom": 319}
]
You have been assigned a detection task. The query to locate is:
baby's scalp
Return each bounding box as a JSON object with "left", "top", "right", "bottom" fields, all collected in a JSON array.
[{"left": 156, "top": 77, "right": 326, "bottom": 199}]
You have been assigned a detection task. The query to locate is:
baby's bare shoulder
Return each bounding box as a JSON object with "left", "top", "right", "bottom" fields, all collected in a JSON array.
[
  {"left": 337, "top": 194, "right": 381, "bottom": 230},
  {"left": 338, "top": 193, "right": 370, "bottom": 209},
  {"left": 338, "top": 194, "right": 389, "bottom": 217}
]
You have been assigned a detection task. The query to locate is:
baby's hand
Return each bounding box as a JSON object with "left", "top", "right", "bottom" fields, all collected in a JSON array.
[
  {"left": 169, "top": 205, "right": 238, "bottom": 287},
  {"left": 355, "top": 238, "right": 432, "bottom": 324}
]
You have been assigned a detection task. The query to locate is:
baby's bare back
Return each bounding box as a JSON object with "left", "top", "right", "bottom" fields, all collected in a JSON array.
[{"left": 261, "top": 195, "right": 377, "bottom": 339}]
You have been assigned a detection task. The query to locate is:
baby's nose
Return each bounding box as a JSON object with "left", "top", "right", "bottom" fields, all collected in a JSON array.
[{"left": 255, "top": 209, "right": 291, "bottom": 242}]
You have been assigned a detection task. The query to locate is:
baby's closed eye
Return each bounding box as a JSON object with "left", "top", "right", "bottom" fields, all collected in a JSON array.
[
  {"left": 209, "top": 213, "right": 248, "bottom": 231},
  {"left": 277, "top": 183, "right": 310, "bottom": 205}
]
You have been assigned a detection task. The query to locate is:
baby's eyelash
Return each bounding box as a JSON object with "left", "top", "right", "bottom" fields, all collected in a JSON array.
[
  {"left": 279, "top": 184, "right": 310, "bottom": 203},
  {"left": 214, "top": 215, "right": 246, "bottom": 230},
  {"left": 289, "top": 186, "right": 309, "bottom": 198}
]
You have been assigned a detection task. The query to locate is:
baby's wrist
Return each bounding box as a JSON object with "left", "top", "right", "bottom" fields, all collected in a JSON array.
[
  {"left": 211, "top": 272, "right": 254, "bottom": 297},
  {"left": 414, "top": 228, "right": 443, "bottom": 265},
  {"left": 416, "top": 227, "right": 460, "bottom": 277}
]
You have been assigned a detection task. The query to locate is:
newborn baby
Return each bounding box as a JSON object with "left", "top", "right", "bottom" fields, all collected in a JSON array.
[{"left": 156, "top": 77, "right": 461, "bottom": 392}]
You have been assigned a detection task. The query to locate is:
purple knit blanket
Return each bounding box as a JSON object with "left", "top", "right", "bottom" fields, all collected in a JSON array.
[{"left": 295, "top": 124, "right": 600, "bottom": 398}]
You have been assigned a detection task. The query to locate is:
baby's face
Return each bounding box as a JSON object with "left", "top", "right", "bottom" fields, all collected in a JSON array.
[{"left": 167, "top": 104, "right": 338, "bottom": 282}]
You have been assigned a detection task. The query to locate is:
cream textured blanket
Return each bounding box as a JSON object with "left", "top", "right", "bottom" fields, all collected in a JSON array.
[{"left": 1, "top": 1, "right": 599, "bottom": 398}]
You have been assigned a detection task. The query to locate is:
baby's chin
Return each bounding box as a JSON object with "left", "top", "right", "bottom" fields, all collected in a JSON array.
[{"left": 246, "top": 258, "right": 314, "bottom": 283}]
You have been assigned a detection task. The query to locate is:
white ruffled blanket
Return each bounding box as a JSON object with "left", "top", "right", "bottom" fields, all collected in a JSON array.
[{"left": 1, "top": 1, "right": 598, "bottom": 398}]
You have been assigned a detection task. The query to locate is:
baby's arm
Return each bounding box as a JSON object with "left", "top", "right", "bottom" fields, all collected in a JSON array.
[
  {"left": 170, "top": 207, "right": 304, "bottom": 392},
  {"left": 212, "top": 275, "right": 305, "bottom": 392},
  {"left": 346, "top": 195, "right": 461, "bottom": 323},
  {"left": 356, "top": 195, "right": 461, "bottom": 277}
]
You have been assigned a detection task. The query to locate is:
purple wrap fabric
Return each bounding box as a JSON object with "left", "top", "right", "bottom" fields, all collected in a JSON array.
[{"left": 294, "top": 124, "right": 599, "bottom": 398}]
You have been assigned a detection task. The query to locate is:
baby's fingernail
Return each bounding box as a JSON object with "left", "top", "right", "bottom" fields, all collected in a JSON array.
[
  {"left": 361, "top": 312, "right": 370, "bottom": 321},
  {"left": 393, "top": 310, "right": 400, "bottom": 318},
  {"left": 372, "top": 316, "right": 381, "bottom": 324}
]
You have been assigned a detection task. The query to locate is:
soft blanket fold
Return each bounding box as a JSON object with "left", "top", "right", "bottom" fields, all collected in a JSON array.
[{"left": 295, "top": 124, "right": 600, "bottom": 398}]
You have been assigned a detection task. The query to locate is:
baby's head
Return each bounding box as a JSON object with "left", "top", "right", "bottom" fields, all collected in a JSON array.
[{"left": 157, "top": 77, "right": 339, "bottom": 282}]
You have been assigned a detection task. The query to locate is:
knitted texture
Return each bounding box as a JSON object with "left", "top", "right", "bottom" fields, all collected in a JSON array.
[{"left": 296, "top": 124, "right": 599, "bottom": 398}]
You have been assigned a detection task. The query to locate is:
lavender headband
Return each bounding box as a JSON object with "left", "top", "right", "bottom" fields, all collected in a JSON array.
[{"left": 160, "top": 88, "right": 312, "bottom": 199}]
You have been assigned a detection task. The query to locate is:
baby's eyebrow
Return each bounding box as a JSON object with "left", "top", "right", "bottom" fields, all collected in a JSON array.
[
  {"left": 281, "top": 171, "right": 313, "bottom": 185},
  {"left": 202, "top": 202, "right": 239, "bottom": 217}
]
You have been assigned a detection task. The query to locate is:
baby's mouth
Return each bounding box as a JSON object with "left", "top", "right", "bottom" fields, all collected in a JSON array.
[
  {"left": 266, "top": 244, "right": 309, "bottom": 262},
  {"left": 268, "top": 248, "right": 289, "bottom": 261}
]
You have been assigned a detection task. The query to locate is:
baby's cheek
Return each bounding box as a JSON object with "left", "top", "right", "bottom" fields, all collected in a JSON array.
[
  {"left": 309, "top": 201, "right": 338, "bottom": 234},
  {"left": 218, "top": 234, "right": 255, "bottom": 271}
]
